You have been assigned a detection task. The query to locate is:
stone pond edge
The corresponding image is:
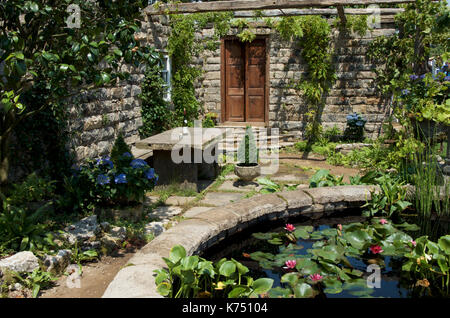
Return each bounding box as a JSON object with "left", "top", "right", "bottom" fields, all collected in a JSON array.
[{"left": 102, "top": 185, "right": 378, "bottom": 298}]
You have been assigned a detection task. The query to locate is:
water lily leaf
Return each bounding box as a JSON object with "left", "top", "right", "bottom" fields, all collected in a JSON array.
[
  {"left": 281, "top": 272, "right": 299, "bottom": 287},
  {"left": 252, "top": 232, "right": 275, "bottom": 240},
  {"left": 260, "top": 260, "right": 275, "bottom": 270},
  {"left": 294, "top": 228, "right": 310, "bottom": 239},
  {"left": 320, "top": 228, "right": 338, "bottom": 238},
  {"left": 344, "top": 230, "right": 371, "bottom": 250},
  {"left": 252, "top": 278, "right": 274, "bottom": 294},
  {"left": 268, "top": 287, "right": 291, "bottom": 298},
  {"left": 296, "top": 259, "right": 319, "bottom": 275},
  {"left": 219, "top": 261, "right": 236, "bottom": 277},
  {"left": 438, "top": 235, "right": 450, "bottom": 255},
  {"left": 386, "top": 232, "right": 413, "bottom": 243},
  {"left": 249, "top": 251, "right": 275, "bottom": 262},
  {"left": 293, "top": 283, "right": 314, "bottom": 298},
  {"left": 310, "top": 232, "right": 324, "bottom": 240},
  {"left": 268, "top": 238, "right": 283, "bottom": 245},
  {"left": 395, "top": 222, "right": 420, "bottom": 231}
]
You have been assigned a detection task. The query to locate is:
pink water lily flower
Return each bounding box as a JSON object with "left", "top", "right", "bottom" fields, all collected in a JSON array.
[
  {"left": 380, "top": 219, "right": 388, "bottom": 225},
  {"left": 284, "top": 224, "right": 296, "bottom": 232},
  {"left": 369, "top": 245, "right": 384, "bottom": 254},
  {"left": 309, "top": 273, "right": 323, "bottom": 282},
  {"left": 283, "top": 260, "right": 297, "bottom": 269},
  {"left": 410, "top": 240, "right": 417, "bottom": 247},
  {"left": 337, "top": 224, "right": 343, "bottom": 231}
]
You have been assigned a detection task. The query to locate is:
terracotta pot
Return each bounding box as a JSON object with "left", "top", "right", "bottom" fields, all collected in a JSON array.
[{"left": 234, "top": 164, "right": 261, "bottom": 182}]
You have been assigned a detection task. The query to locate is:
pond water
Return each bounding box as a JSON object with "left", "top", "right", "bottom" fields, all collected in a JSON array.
[{"left": 201, "top": 210, "right": 413, "bottom": 298}]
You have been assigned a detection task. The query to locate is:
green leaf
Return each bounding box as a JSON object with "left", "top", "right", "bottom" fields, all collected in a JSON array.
[
  {"left": 293, "top": 283, "right": 314, "bottom": 298},
  {"left": 438, "top": 235, "right": 450, "bottom": 255},
  {"left": 281, "top": 272, "right": 299, "bottom": 287},
  {"left": 156, "top": 282, "right": 171, "bottom": 296},
  {"left": 180, "top": 256, "right": 199, "bottom": 271},
  {"left": 219, "top": 261, "right": 236, "bottom": 277},
  {"left": 169, "top": 245, "right": 186, "bottom": 263},
  {"left": 252, "top": 278, "right": 273, "bottom": 294},
  {"left": 228, "top": 286, "right": 249, "bottom": 298}
]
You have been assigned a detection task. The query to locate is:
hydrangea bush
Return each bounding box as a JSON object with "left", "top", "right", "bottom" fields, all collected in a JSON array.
[
  {"left": 68, "top": 153, "right": 158, "bottom": 209},
  {"left": 344, "top": 112, "right": 367, "bottom": 142}
]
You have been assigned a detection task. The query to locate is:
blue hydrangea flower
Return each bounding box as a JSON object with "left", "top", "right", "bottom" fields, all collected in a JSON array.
[
  {"left": 445, "top": 76, "right": 450, "bottom": 82},
  {"left": 96, "top": 174, "right": 110, "bottom": 185},
  {"left": 114, "top": 173, "right": 127, "bottom": 184},
  {"left": 122, "top": 152, "right": 132, "bottom": 158},
  {"left": 154, "top": 175, "right": 159, "bottom": 185},
  {"left": 409, "top": 74, "right": 419, "bottom": 81},
  {"left": 130, "top": 159, "right": 148, "bottom": 169},
  {"left": 96, "top": 157, "right": 114, "bottom": 169},
  {"left": 419, "top": 74, "right": 426, "bottom": 80},
  {"left": 402, "top": 89, "right": 410, "bottom": 95},
  {"left": 355, "top": 121, "right": 364, "bottom": 127},
  {"left": 145, "top": 168, "right": 155, "bottom": 180}
]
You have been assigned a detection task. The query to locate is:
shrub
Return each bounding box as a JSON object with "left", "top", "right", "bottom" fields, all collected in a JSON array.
[
  {"left": 344, "top": 113, "right": 367, "bottom": 142},
  {"left": 237, "top": 126, "right": 258, "bottom": 165},
  {"left": 0, "top": 195, "right": 55, "bottom": 253},
  {"left": 7, "top": 172, "right": 56, "bottom": 206},
  {"left": 66, "top": 152, "right": 158, "bottom": 210},
  {"left": 110, "top": 132, "right": 132, "bottom": 167}
]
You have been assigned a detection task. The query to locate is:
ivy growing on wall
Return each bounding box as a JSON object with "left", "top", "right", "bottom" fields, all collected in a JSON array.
[{"left": 167, "top": 12, "right": 233, "bottom": 126}]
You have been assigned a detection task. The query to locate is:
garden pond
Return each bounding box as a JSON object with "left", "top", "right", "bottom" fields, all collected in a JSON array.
[{"left": 201, "top": 210, "right": 449, "bottom": 298}]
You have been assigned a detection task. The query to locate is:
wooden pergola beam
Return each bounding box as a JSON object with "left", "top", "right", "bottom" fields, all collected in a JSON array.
[
  {"left": 233, "top": 8, "right": 404, "bottom": 17},
  {"left": 145, "top": 0, "right": 415, "bottom": 16}
]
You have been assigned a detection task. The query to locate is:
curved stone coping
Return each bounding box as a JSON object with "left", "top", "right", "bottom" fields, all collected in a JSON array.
[{"left": 102, "top": 185, "right": 377, "bottom": 298}]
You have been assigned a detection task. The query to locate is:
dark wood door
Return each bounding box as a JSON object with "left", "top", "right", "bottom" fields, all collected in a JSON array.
[{"left": 223, "top": 39, "right": 266, "bottom": 122}]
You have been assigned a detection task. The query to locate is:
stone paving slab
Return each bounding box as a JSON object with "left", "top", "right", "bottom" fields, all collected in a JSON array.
[
  {"left": 218, "top": 180, "right": 262, "bottom": 192},
  {"left": 150, "top": 206, "right": 183, "bottom": 219},
  {"left": 144, "top": 195, "right": 160, "bottom": 206},
  {"left": 271, "top": 174, "right": 309, "bottom": 183},
  {"left": 184, "top": 206, "right": 213, "bottom": 218},
  {"left": 164, "top": 196, "right": 197, "bottom": 206},
  {"left": 198, "top": 192, "right": 244, "bottom": 206}
]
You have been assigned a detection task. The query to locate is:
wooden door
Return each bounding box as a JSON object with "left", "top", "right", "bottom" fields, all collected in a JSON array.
[
  {"left": 224, "top": 40, "right": 245, "bottom": 122},
  {"left": 245, "top": 39, "right": 266, "bottom": 122},
  {"left": 223, "top": 39, "right": 266, "bottom": 123}
]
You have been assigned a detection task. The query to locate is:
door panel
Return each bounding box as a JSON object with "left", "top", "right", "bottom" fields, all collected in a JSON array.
[
  {"left": 225, "top": 40, "right": 245, "bottom": 122},
  {"left": 224, "top": 38, "right": 266, "bottom": 122},
  {"left": 245, "top": 39, "right": 266, "bottom": 122}
]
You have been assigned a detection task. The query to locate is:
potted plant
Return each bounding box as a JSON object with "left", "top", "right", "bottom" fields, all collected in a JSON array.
[
  {"left": 344, "top": 112, "right": 367, "bottom": 142},
  {"left": 68, "top": 134, "right": 158, "bottom": 221},
  {"left": 234, "top": 126, "right": 260, "bottom": 181}
]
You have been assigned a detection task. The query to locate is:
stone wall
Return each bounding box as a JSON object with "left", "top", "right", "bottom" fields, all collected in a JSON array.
[
  {"left": 67, "top": 14, "right": 170, "bottom": 162},
  {"left": 69, "top": 15, "right": 395, "bottom": 162},
  {"left": 193, "top": 21, "right": 396, "bottom": 138}
]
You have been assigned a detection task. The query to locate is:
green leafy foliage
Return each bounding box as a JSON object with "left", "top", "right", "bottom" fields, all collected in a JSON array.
[
  {"left": 154, "top": 245, "right": 273, "bottom": 298},
  {"left": 362, "top": 174, "right": 412, "bottom": 219},
  {"left": 13, "top": 268, "right": 58, "bottom": 298},
  {"left": 0, "top": 0, "right": 157, "bottom": 187},
  {"left": 64, "top": 150, "right": 157, "bottom": 211},
  {"left": 0, "top": 197, "right": 56, "bottom": 254},
  {"left": 7, "top": 172, "right": 56, "bottom": 205},
  {"left": 110, "top": 132, "right": 132, "bottom": 168},
  {"left": 139, "top": 56, "right": 172, "bottom": 137},
  {"left": 308, "top": 169, "right": 345, "bottom": 188}
]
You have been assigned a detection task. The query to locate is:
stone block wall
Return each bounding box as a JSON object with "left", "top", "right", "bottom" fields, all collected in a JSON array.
[
  {"left": 69, "top": 15, "right": 395, "bottom": 162},
  {"left": 67, "top": 14, "right": 170, "bottom": 162},
  {"left": 193, "top": 22, "right": 396, "bottom": 138}
]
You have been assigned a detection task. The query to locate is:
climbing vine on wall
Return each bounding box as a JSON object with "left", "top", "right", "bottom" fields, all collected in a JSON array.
[
  {"left": 167, "top": 12, "right": 233, "bottom": 126},
  {"left": 268, "top": 15, "right": 337, "bottom": 142}
]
